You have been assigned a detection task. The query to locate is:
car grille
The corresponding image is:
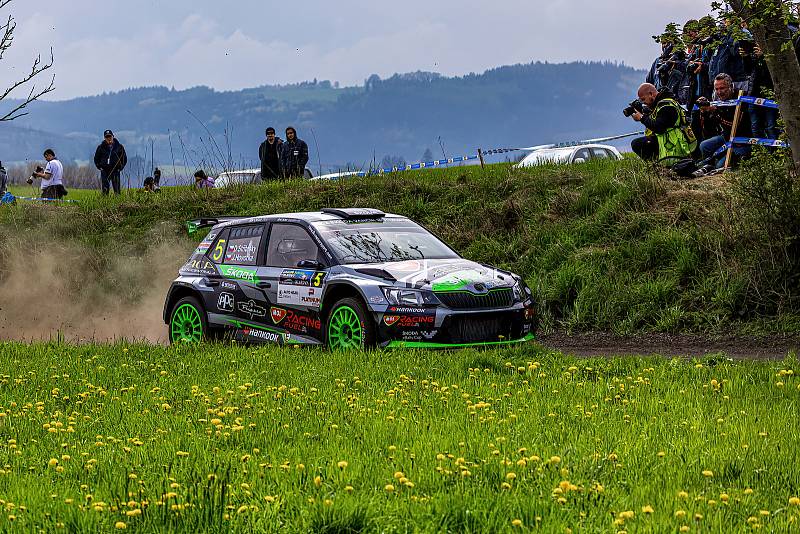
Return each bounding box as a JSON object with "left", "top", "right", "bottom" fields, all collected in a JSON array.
[
  {"left": 435, "top": 288, "right": 514, "bottom": 310},
  {"left": 450, "top": 315, "right": 513, "bottom": 344}
]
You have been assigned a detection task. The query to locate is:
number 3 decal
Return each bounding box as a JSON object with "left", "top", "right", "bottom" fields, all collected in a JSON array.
[{"left": 212, "top": 239, "right": 226, "bottom": 262}]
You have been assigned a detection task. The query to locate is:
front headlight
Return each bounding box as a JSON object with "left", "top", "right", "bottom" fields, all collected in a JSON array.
[
  {"left": 512, "top": 278, "right": 533, "bottom": 303},
  {"left": 382, "top": 287, "right": 439, "bottom": 306}
]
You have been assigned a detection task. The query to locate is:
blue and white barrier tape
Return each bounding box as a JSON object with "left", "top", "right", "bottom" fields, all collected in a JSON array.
[
  {"left": 712, "top": 136, "right": 788, "bottom": 157},
  {"left": 15, "top": 195, "right": 78, "bottom": 203},
  {"left": 696, "top": 96, "right": 779, "bottom": 110}
]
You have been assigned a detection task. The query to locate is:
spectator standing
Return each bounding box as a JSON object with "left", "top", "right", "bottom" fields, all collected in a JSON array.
[
  {"left": 258, "top": 127, "right": 283, "bottom": 180},
  {"left": 280, "top": 127, "right": 309, "bottom": 179},
  {"left": 696, "top": 74, "right": 753, "bottom": 172},
  {"left": 194, "top": 170, "right": 215, "bottom": 189},
  {"left": 93, "top": 130, "right": 128, "bottom": 195},
  {"left": 743, "top": 44, "right": 779, "bottom": 139},
  {"left": 32, "top": 149, "right": 67, "bottom": 199},
  {"left": 153, "top": 167, "right": 162, "bottom": 191},
  {"left": 0, "top": 161, "right": 7, "bottom": 195},
  {"left": 709, "top": 18, "right": 747, "bottom": 87}
]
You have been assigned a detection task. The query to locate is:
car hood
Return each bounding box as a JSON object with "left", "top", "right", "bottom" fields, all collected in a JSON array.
[{"left": 349, "top": 259, "right": 515, "bottom": 292}]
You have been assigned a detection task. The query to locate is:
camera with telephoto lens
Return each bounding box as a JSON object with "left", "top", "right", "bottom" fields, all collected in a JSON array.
[
  {"left": 26, "top": 165, "right": 43, "bottom": 184},
  {"left": 623, "top": 99, "right": 645, "bottom": 118}
]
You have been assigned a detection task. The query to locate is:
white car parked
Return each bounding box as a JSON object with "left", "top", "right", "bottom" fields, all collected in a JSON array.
[
  {"left": 214, "top": 168, "right": 313, "bottom": 187},
  {"left": 516, "top": 144, "right": 623, "bottom": 168}
]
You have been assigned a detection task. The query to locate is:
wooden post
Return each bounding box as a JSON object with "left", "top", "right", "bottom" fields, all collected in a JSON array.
[
  {"left": 723, "top": 90, "right": 746, "bottom": 172},
  {"left": 477, "top": 148, "right": 486, "bottom": 170}
]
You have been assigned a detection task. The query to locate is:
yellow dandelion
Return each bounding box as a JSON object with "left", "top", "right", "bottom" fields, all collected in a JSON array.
[
  {"left": 701, "top": 470, "right": 713, "bottom": 478},
  {"left": 675, "top": 510, "right": 687, "bottom": 518},
  {"left": 549, "top": 456, "right": 561, "bottom": 464},
  {"left": 744, "top": 488, "right": 754, "bottom": 495},
  {"left": 176, "top": 451, "right": 189, "bottom": 457},
  {"left": 394, "top": 471, "right": 405, "bottom": 479},
  {"left": 237, "top": 505, "right": 248, "bottom": 514},
  {"left": 314, "top": 476, "right": 322, "bottom": 488},
  {"left": 48, "top": 458, "right": 59, "bottom": 467},
  {"left": 385, "top": 484, "right": 395, "bottom": 493},
  {"left": 345, "top": 486, "right": 354, "bottom": 493},
  {"left": 126, "top": 509, "right": 142, "bottom": 517},
  {"left": 720, "top": 493, "right": 729, "bottom": 503},
  {"left": 679, "top": 527, "right": 689, "bottom": 533},
  {"left": 114, "top": 522, "right": 127, "bottom": 530},
  {"left": 501, "top": 482, "right": 512, "bottom": 490},
  {"left": 337, "top": 461, "right": 348, "bottom": 470},
  {"left": 506, "top": 472, "right": 517, "bottom": 480},
  {"left": 511, "top": 519, "right": 523, "bottom": 527},
  {"left": 642, "top": 505, "right": 654, "bottom": 514},
  {"left": 789, "top": 497, "right": 800, "bottom": 506}
]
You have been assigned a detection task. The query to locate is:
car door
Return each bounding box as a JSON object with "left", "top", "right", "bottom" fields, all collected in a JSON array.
[
  {"left": 258, "top": 222, "right": 329, "bottom": 344},
  {"left": 209, "top": 224, "right": 272, "bottom": 332},
  {"left": 572, "top": 148, "right": 592, "bottom": 163}
]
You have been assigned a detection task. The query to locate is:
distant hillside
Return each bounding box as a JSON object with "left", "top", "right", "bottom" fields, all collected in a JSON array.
[{"left": 0, "top": 62, "right": 643, "bottom": 172}]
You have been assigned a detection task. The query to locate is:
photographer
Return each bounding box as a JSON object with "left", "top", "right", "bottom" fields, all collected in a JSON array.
[
  {"left": 629, "top": 83, "right": 697, "bottom": 167},
  {"left": 694, "top": 73, "right": 753, "bottom": 173},
  {"left": 0, "top": 161, "right": 7, "bottom": 195},
  {"left": 742, "top": 43, "right": 779, "bottom": 139},
  {"left": 32, "top": 149, "right": 67, "bottom": 199}
]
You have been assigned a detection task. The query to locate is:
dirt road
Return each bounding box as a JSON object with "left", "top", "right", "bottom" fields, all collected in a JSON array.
[{"left": 540, "top": 332, "right": 799, "bottom": 360}]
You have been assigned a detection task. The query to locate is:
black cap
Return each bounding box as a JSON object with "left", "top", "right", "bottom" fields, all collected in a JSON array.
[{"left": 104, "top": 130, "right": 114, "bottom": 137}]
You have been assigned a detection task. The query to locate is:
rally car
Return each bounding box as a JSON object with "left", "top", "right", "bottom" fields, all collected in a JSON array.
[{"left": 164, "top": 208, "right": 537, "bottom": 348}]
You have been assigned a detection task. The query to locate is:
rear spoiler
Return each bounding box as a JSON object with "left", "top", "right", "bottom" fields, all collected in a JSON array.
[{"left": 185, "top": 216, "right": 252, "bottom": 235}]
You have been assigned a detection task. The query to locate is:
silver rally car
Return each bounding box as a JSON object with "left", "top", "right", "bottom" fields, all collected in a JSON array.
[{"left": 164, "top": 208, "right": 537, "bottom": 348}]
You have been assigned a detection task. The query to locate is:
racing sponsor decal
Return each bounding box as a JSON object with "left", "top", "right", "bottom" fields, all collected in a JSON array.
[
  {"left": 270, "top": 307, "right": 288, "bottom": 324},
  {"left": 181, "top": 259, "right": 217, "bottom": 276},
  {"left": 217, "top": 292, "right": 235, "bottom": 312},
  {"left": 369, "top": 295, "right": 388, "bottom": 304},
  {"left": 219, "top": 265, "right": 259, "bottom": 283},
  {"left": 277, "top": 269, "right": 326, "bottom": 307},
  {"left": 220, "top": 280, "right": 238, "bottom": 291},
  {"left": 238, "top": 300, "right": 267, "bottom": 319},
  {"left": 241, "top": 327, "right": 283, "bottom": 344},
  {"left": 194, "top": 242, "right": 212, "bottom": 255},
  {"left": 383, "top": 314, "right": 435, "bottom": 328},
  {"left": 388, "top": 306, "right": 427, "bottom": 314},
  {"left": 391, "top": 260, "right": 423, "bottom": 272},
  {"left": 270, "top": 307, "right": 321, "bottom": 333}
]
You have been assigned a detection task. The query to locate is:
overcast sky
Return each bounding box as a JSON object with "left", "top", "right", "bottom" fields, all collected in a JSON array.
[{"left": 4, "top": 0, "right": 711, "bottom": 100}]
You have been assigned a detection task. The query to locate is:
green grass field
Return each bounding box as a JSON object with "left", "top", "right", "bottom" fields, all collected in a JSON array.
[
  {"left": 2, "top": 158, "right": 798, "bottom": 334},
  {"left": 0, "top": 343, "right": 797, "bottom": 532}
]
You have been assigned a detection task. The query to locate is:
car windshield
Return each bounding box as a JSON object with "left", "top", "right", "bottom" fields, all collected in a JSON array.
[{"left": 312, "top": 218, "right": 459, "bottom": 264}]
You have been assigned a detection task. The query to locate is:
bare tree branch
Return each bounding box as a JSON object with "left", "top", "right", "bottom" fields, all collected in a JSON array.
[{"left": 0, "top": 0, "right": 56, "bottom": 122}]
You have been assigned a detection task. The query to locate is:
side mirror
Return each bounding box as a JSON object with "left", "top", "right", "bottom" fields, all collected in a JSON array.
[
  {"left": 297, "top": 259, "right": 325, "bottom": 270},
  {"left": 573, "top": 157, "right": 586, "bottom": 164}
]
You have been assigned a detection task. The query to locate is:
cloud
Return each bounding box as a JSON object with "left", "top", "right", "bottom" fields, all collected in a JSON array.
[{"left": 1, "top": 0, "right": 714, "bottom": 100}]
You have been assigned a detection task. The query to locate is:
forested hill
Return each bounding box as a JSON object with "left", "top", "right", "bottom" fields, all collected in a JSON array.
[{"left": 0, "top": 61, "right": 643, "bottom": 170}]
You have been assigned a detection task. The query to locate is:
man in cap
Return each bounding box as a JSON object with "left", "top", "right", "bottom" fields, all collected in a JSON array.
[
  {"left": 258, "top": 127, "right": 283, "bottom": 181},
  {"left": 93, "top": 129, "right": 128, "bottom": 195}
]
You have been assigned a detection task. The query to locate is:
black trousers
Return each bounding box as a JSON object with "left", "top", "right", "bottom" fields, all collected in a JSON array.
[
  {"left": 101, "top": 170, "right": 121, "bottom": 195},
  {"left": 631, "top": 136, "right": 659, "bottom": 161}
]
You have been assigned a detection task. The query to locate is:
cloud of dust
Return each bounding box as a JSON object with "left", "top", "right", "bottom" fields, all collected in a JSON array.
[{"left": 0, "top": 235, "right": 193, "bottom": 344}]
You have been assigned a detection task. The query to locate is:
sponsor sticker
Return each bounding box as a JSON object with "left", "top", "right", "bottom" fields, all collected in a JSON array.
[
  {"left": 181, "top": 259, "right": 217, "bottom": 276},
  {"left": 383, "top": 314, "right": 435, "bottom": 328},
  {"left": 221, "top": 281, "right": 238, "bottom": 291},
  {"left": 225, "top": 240, "right": 257, "bottom": 264},
  {"left": 241, "top": 327, "right": 283, "bottom": 344},
  {"left": 217, "top": 292, "right": 234, "bottom": 312},
  {"left": 278, "top": 270, "right": 326, "bottom": 307},
  {"left": 270, "top": 307, "right": 321, "bottom": 333},
  {"left": 238, "top": 300, "right": 267, "bottom": 319},
  {"left": 219, "top": 265, "right": 259, "bottom": 283}
]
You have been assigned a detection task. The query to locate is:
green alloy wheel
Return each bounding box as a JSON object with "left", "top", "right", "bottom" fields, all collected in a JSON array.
[
  {"left": 169, "top": 297, "right": 206, "bottom": 344},
  {"left": 327, "top": 298, "right": 374, "bottom": 350}
]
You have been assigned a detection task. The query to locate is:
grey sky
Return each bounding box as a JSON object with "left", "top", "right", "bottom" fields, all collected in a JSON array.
[{"left": 5, "top": 0, "right": 711, "bottom": 100}]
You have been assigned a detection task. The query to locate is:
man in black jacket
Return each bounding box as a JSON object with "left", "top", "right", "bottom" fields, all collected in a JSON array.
[
  {"left": 280, "top": 127, "right": 309, "bottom": 179},
  {"left": 93, "top": 130, "right": 128, "bottom": 195},
  {"left": 258, "top": 127, "right": 283, "bottom": 180},
  {"left": 696, "top": 73, "right": 753, "bottom": 172}
]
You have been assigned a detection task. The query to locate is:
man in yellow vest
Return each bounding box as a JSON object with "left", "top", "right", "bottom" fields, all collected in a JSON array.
[{"left": 630, "top": 83, "right": 697, "bottom": 167}]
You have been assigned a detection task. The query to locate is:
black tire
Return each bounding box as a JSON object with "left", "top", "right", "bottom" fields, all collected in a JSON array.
[
  {"left": 325, "top": 297, "right": 376, "bottom": 350},
  {"left": 168, "top": 296, "right": 209, "bottom": 345}
]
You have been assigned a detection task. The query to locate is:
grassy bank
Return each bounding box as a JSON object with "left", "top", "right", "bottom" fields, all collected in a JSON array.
[
  {"left": 1, "top": 158, "right": 798, "bottom": 333},
  {"left": 0, "top": 343, "right": 796, "bottom": 531}
]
